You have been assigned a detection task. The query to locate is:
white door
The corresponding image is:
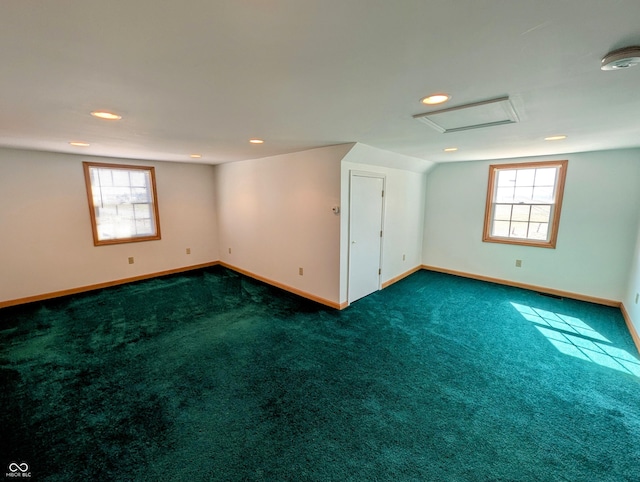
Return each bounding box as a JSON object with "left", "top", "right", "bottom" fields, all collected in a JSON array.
[{"left": 348, "top": 172, "right": 385, "bottom": 303}]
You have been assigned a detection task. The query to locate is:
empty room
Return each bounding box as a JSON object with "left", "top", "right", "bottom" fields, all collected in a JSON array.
[{"left": 1, "top": 1, "right": 640, "bottom": 481}]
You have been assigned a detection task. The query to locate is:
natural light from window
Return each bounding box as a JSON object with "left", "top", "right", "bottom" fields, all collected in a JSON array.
[
  {"left": 83, "top": 162, "right": 161, "bottom": 246},
  {"left": 483, "top": 160, "right": 567, "bottom": 248},
  {"left": 511, "top": 302, "right": 640, "bottom": 377}
]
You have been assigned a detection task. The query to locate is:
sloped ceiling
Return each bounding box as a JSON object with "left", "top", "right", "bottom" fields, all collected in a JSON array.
[{"left": 0, "top": 0, "right": 639, "bottom": 164}]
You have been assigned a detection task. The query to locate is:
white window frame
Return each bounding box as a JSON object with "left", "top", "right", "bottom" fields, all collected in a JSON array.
[
  {"left": 83, "top": 162, "right": 161, "bottom": 246},
  {"left": 483, "top": 160, "right": 568, "bottom": 249}
]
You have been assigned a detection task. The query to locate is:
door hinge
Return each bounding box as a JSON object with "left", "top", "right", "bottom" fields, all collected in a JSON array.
[
  {"left": 380, "top": 230, "right": 383, "bottom": 237},
  {"left": 378, "top": 268, "right": 381, "bottom": 275},
  {"left": 381, "top": 190, "right": 384, "bottom": 197}
]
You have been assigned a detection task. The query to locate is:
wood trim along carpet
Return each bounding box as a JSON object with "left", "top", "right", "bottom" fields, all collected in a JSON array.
[
  {"left": 381, "top": 266, "right": 423, "bottom": 289},
  {"left": 1, "top": 260, "right": 344, "bottom": 311},
  {"left": 219, "top": 262, "right": 343, "bottom": 310},
  {"left": 421, "top": 265, "right": 620, "bottom": 307},
  {"left": 0, "top": 262, "right": 220, "bottom": 309},
  {"left": 3, "top": 260, "right": 627, "bottom": 320},
  {"left": 620, "top": 303, "right": 640, "bottom": 356}
]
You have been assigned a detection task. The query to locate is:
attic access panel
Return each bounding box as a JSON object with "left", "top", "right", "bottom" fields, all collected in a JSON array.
[{"left": 413, "top": 96, "right": 519, "bottom": 133}]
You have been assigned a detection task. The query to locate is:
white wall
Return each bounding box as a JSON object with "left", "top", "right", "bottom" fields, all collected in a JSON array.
[
  {"left": 624, "top": 210, "right": 640, "bottom": 333},
  {"left": 423, "top": 148, "right": 640, "bottom": 302},
  {"left": 4, "top": 143, "right": 636, "bottom": 314},
  {"left": 340, "top": 143, "right": 434, "bottom": 304},
  {"left": 215, "top": 144, "right": 349, "bottom": 305},
  {"left": 0, "top": 148, "right": 219, "bottom": 304}
]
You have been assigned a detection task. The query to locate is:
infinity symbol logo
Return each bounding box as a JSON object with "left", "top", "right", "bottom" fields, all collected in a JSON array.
[{"left": 8, "top": 462, "right": 29, "bottom": 473}]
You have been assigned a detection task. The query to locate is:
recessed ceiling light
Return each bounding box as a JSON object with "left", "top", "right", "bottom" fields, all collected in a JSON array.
[
  {"left": 69, "top": 141, "right": 90, "bottom": 147},
  {"left": 249, "top": 139, "right": 264, "bottom": 144},
  {"left": 90, "top": 111, "right": 122, "bottom": 120},
  {"left": 544, "top": 135, "right": 567, "bottom": 141},
  {"left": 421, "top": 94, "right": 450, "bottom": 105},
  {"left": 443, "top": 147, "right": 458, "bottom": 152},
  {"left": 190, "top": 154, "right": 202, "bottom": 159}
]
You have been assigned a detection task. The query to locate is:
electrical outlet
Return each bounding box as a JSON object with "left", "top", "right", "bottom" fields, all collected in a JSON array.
[
  {"left": 299, "top": 267, "right": 304, "bottom": 276},
  {"left": 636, "top": 292, "right": 639, "bottom": 304},
  {"left": 128, "top": 257, "right": 134, "bottom": 264},
  {"left": 515, "top": 259, "right": 522, "bottom": 268},
  {"left": 403, "top": 254, "right": 406, "bottom": 261},
  {"left": 186, "top": 248, "right": 191, "bottom": 255},
  {"left": 228, "top": 248, "right": 231, "bottom": 254}
]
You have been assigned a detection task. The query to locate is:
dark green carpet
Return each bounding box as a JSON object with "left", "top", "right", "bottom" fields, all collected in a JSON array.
[{"left": 2, "top": 267, "right": 639, "bottom": 481}]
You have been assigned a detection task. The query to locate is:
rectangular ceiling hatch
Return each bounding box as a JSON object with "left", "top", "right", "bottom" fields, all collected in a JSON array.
[{"left": 413, "top": 96, "right": 519, "bottom": 133}]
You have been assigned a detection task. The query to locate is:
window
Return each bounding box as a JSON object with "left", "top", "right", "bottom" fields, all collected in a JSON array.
[
  {"left": 83, "top": 162, "right": 161, "bottom": 246},
  {"left": 483, "top": 160, "right": 567, "bottom": 248}
]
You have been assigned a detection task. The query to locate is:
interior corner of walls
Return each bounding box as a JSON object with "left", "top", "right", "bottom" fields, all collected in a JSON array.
[{"left": 423, "top": 159, "right": 438, "bottom": 175}]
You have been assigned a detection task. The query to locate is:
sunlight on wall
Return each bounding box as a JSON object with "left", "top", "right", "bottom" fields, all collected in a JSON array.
[{"left": 510, "top": 302, "right": 640, "bottom": 377}]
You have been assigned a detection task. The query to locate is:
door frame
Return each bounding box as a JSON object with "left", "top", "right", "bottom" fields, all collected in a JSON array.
[{"left": 347, "top": 170, "right": 386, "bottom": 304}]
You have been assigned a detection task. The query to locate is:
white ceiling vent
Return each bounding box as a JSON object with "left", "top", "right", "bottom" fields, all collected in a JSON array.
[{"left": 413, "top": 96, "right": 519, "bottom": 133}]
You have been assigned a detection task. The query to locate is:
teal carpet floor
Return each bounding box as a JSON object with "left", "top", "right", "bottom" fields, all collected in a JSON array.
[{"left": 1, "top": 267, "right": 639, "bottom": 481}]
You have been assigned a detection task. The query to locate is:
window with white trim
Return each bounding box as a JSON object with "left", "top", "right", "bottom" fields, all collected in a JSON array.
[
  {"left": 83, "top": 162, "right": 161, "bottom": 246},
  {"left": 483, "top": 160, "right": 568, "bottom": 248}
]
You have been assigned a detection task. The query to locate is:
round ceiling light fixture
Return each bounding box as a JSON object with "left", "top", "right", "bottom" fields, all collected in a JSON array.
[
  {"left": 601, "top": 46, "right": 640, "bottom": 71},
  {"left": 249, "top": 138, "right": 264, "bottom": 144},
  {"left": 421, "top": 93, "right": 450, "bottom": 105}
]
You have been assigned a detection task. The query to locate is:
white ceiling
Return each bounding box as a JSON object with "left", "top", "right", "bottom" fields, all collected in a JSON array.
[{"left": 1, "top": 0, "right": 639, "bottom": 165}]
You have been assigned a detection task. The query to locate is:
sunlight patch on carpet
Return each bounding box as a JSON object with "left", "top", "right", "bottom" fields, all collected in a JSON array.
[{"left": 511, "top": 302, "right": 640, "bottom": 377}]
